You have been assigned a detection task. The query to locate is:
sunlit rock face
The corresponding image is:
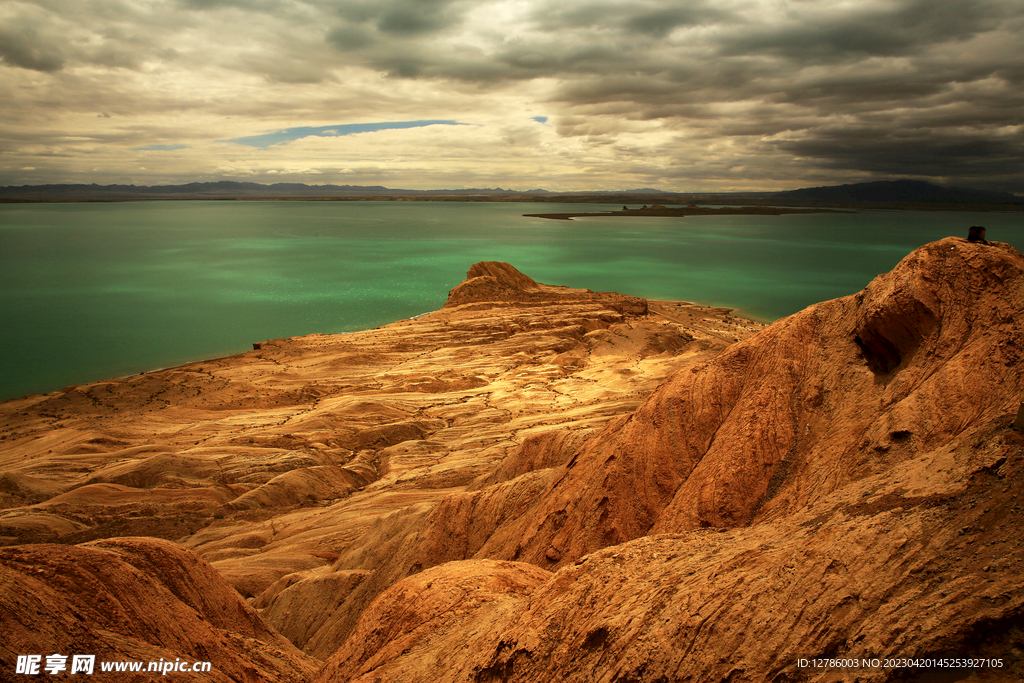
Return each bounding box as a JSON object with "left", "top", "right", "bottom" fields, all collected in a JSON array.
[
  {"left": 0, "top": 261, "right": 757, "bottom": 665},
  {"left": 313, "top": 239, "right": 1024, "bottom": 682},
  {"left": 5, "top": 241, "right": 1024, "bottom": 682}
]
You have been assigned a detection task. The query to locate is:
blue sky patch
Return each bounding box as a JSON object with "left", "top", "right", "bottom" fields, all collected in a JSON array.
[
  {"left": 228, "top": 120, "right": 466, "bottom": 148},
  {"left": 532, "top": 116, "right": 549, "bottom": 124},
  {"left": 133, "top": 144, "right": 188, "bottom": 151}
]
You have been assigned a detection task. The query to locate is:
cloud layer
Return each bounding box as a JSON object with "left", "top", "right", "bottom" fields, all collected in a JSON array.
[{"left": 1, "top": 0, "right": 1021, "bottom": 191}]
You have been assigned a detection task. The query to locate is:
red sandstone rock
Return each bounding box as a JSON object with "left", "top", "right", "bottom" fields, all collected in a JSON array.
[
  {"left": 0, "top": 537, "right": 317, "bottom": 682},
  {"left": 7, "top": 242, "right": 1021, "bottom": 681},
  {"left": 468, "top": 238, "right": 1024, "bottom": 568},
  {"left": 311, "top": 238, "right": 1024, "bottom": 681},
  {"left": 444, "top": 260, "right": 648, "bottom": 315},
  {"left": 313, "top": 559, "right": 551, "bottom": 683}
]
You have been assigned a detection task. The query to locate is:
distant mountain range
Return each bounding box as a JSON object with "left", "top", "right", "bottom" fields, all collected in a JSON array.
[
  {"left": 774, "top": 179, "right": 1022, "bottom": 205},
  {"left": 0, "top": 181, "right": 517, "bottom": 200},
  {"left": 0, "top": 179, "right": 1019, "bottom": 205}
]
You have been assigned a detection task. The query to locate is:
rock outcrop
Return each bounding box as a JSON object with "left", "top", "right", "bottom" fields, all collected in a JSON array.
[
  {"left": 311, "top": 238, "right": 1024, "bottom": 681},
  {"left": 445, "top": 260, "right": 647, "bottom": 315},
  {"left": 0, "top": 260, "right": 758, "bottom": 670},
  {"left": 4, "top": 242, "right": 1022, "bottom": 682},
  {"left": 432, "top": 239, "right": 1023, "bottom": 572},
  {"left": 0, "top": 537, "right": 318, "bottom": 681},
  {"left": 312, "top": 560, "right": 551, "bottom": 683}
]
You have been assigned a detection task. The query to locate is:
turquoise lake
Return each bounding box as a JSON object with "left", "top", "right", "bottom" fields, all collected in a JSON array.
[{"left": 1, "top": 200, "right": 1021, "bottom": 402}]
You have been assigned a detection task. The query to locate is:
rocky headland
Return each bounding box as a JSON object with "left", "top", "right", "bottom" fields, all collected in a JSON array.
[{"left": 1, "top": 238, "right": 1023, "bottom": 682}]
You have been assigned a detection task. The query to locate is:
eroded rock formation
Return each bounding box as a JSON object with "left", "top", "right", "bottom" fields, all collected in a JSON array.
[
  {"left": 312, "top": 238, "right": 1024, "bottom": 682},
  {"left": 0, "top": 537, "right": 317, "bottom": 681},
  {"left": 0, "top": 260, "right": 757, "bottom": 671},
  {"left": 2, "top": 242, "right": 1023, "bottom": 682}
]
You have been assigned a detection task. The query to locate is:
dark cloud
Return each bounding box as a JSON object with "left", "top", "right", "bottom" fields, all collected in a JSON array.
[
  {"left": 330, "top": 0, "right": 470, "bottom": 37},
  {"left": 326, "top": 25, "right": 377, "bottom": 51},
  {"left": 0, "top": 25, "right": 65, "bottom": 72},
  {"left": 377, "top": 7, "right": 452, "bottom": 35},
  {"left": 0, "top": 1, "right": 187, "bottom": 73},
  {"left": 717, "top": 0, "right": 1008, "bottom": 63},
  {"left": 624, "top": 6, "right": 731, "bottom": 37},
  {"left": 527, "top": 0, "right": 732, "bottom": 35},
  {"left": 178, "top": 0, "right": 266, "bottom": 8},
  {"left": 774, "top": 126, "right": 1024, "bottom": 179}
]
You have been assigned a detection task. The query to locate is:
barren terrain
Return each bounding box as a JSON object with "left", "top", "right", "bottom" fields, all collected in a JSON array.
[{"left": 2, "top": 242, "right": 1022, "bottom": 682}]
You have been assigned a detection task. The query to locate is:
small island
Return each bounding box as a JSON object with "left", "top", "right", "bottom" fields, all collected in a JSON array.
[{"left": 524, "top": 204, "right": 852, "bottom": 220}]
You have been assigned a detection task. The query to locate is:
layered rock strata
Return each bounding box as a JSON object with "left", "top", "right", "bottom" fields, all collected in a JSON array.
[
  {"left": 0, "top": 261, "right": 758, "bottom": 667},
  {"left": 313, "top": 237, "right": 1024, "bottom": 682},
  {"left": 3, "top": 240, "right": 1022, "bottom": 682},
  {"left": 0, "top": 537, "right": 318, "bottom": 681}
]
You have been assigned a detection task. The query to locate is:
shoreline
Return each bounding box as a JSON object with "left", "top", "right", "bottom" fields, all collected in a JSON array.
[
  {"left": 0, "top": 260, "right": 772, "bottom": 671},
  {"left": 3, "top": 245, "right": 1022, "bottom": 678},
  {"left": 1, "top": 295, "right": 770, "bottom": 405}
]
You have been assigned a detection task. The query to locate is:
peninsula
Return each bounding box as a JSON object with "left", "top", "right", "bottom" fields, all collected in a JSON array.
[{"left": 2, "top": 242, "right": 1023, "bottom": 681}]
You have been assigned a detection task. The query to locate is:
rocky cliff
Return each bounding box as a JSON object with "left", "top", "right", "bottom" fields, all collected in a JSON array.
[
  {"left": 2, "top": 240, "right": 1022, "bottom": 682},
  {"left": 312, "top": 237, "right": 1024, "bottom": 682},
  {"left": 459, "top": 237, "right": 1024, "bottom": 567}
]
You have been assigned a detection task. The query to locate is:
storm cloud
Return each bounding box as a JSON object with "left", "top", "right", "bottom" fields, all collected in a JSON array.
[{"left": 1, "top": 0, "right": 1021, "bottom": 191}]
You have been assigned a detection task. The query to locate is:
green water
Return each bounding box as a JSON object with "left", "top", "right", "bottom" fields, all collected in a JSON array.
[{"left": 1, "top": 201, "right": 1021, "bottom": 402}]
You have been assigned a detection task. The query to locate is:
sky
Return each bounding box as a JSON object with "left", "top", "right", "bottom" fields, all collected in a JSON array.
[{"left": 1, "top": 0, "right": 1022, "bottom": 192}]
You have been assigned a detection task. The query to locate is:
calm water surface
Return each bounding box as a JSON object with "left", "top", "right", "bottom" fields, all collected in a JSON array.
[{"left": 1, "top": 201, "right": 1021, "bottom": 401}]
